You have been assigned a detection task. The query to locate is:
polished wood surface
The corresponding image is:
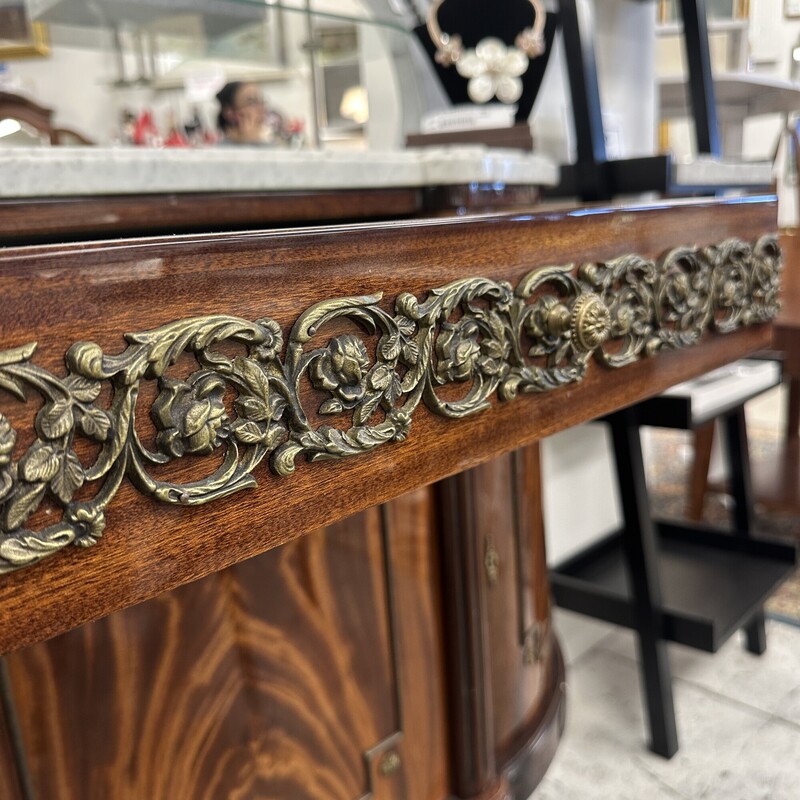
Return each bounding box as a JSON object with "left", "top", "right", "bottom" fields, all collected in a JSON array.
[
  {"left": 0, "top": 92, "right": 54, "bottom": 145},
  {"left": 0, "top": 185, "right": 541, "bottom": 246},
  {"left": 437, "top": 445, "right": 560, "bottom": 800},
  {"left": 1, "top": 452, "right": 566, "bottom": 800},
  {"left": 0, "top": 195, "right": 780, "bottom": 799},
  {"left": 4, "top": 489, "right": 450, "bottom": 799},
  {"left": 0, "top": 667, "right": 26, "bottom": 800},
  {"left": 0, "top": 197, "right": 777, "bottom": 654},
  {"left": 0, "top": 189, "right": 423, "bottom": 245},
  {"left": 774, "top": 231, "right": 800, "bottom": 432}
]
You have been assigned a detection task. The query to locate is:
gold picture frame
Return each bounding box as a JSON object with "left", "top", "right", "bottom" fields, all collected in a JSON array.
[{"left": 0, "top": 20, "right": 49, "bottom": 59}]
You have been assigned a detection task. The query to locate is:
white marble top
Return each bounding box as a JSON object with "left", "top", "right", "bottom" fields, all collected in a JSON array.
[
  {"left": 0, "top": 146, "right": 559, "bottom": 198},
  {"left": 672, "top": 157, "right": 774, "bottom": 188},
  {"left": 660, "top": 73, "right": 800, "bottom": 118}
]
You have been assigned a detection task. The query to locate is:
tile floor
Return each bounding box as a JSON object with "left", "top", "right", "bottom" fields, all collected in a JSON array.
[
  {"left": 533, "top": 612, "right": 800, "bottom": 799},
  {"left": 533, "top": 384, "right": 800, "bottom": 800}
]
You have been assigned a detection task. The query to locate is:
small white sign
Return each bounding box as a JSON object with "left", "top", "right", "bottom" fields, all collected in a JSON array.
[
  {"left": 184, "top": 68, "right": 226, "bottom": 102},
  {"left": 421, "top": 104, "right": 516, "bottom": 134}
]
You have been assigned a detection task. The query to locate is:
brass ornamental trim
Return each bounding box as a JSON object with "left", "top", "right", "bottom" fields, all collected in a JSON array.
[{"left": 0, "top": 235, "right": 781, "bottom": 575}]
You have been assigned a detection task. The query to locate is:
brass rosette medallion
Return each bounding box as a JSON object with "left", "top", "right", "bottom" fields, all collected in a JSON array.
[{"left": 0, "top": 235, "right": 781, "bottom": 575}]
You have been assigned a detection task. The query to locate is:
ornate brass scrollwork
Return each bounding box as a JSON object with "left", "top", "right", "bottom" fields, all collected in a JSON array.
[{"left": 0, "top": 235, "right": 781, "bottom": 575}]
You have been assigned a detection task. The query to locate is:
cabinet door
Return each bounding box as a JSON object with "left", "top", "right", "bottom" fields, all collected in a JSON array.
[
  {"left": 437, "top": 444, "right": 563, "bottom": 800},
  {"left": 1, "top": 491, "right": 449, "bottom": 800}
]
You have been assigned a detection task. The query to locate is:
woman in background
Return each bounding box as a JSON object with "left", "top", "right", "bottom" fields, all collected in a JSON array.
[{"left": 215, "top": 81, "right": 267, "bottom": 144}]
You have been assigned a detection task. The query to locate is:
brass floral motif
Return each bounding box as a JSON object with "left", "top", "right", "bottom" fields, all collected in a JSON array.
[{"left": 0, "top": 235, "right": 781, "bottom": 575}]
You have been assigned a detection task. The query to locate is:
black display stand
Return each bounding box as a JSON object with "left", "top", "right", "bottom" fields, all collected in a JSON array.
[
  {"left": 547, "top": 0, "right": 756, "bottom": 200},
  {"left": 410, "top": 0, "right": 769, "bottom": 199},
  {"left": 550, "top": 400, "right": 796, "bottom": 757},
  {"left": 413, "top": 0, "right": 559, "bottom": 123}
]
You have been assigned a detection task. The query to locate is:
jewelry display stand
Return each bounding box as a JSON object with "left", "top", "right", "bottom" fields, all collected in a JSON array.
[
  {"left": 413, "top": 0, "right": 557, "bottom": 121},
  {"left": 405, "top": 0, "right": 556, "bottom": 150}
]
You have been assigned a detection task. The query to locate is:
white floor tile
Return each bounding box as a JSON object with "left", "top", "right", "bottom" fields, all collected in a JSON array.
[
  {"left": 597, "top": 621, "right": 800, "bottom": 724},
  {"left": 534, "top": 649, "right": 687, "bottom": 799},
  {"left": 552, "top": 607, "right": 616, "bottom": 665},
  {"left": 706, "top": 716, "right": 800, "bottom": 800},
  {"left": 533, "top": 620, "right": 800, "bottom": 799}
]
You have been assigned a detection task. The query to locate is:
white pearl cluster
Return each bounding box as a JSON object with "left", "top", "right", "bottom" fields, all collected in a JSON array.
[{"left": 455, "top": 37, "right": 529, "bottom": 104}]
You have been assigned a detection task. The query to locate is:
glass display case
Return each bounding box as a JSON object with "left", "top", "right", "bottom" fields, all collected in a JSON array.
[{"left": 11, "top": 0, "right": 430, "bottom": 149}]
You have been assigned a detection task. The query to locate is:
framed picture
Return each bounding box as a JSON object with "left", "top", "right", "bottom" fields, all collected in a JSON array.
[
  {"left": 0, "top": 2, "right": 49, "bottom": 59},
  {"left": 787, "top": 0, "right": 800, "bottom": 18}
]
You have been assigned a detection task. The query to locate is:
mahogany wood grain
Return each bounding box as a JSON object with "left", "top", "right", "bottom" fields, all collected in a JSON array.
[
  {"left": 0, "top": 189, "right": 424, "bottom": 245},
  {"left": 499, "top": 644, "right": 565, "bottom": 799},
  {"left": 447, "top": 445, "right": 560, "bottom": 798},
  {"left": 0, "top": 197, "right": 778, "bottom": 653},
  {"left": 0, "top": 667, "right": 24, "bottom": 800},
  {"left": 774, "top": 232, "right": 800, "bottom": 440},
  {"left": 4, "top": 490, "right": 450, "bottom": 799},
  {"left": 468, "top": 451, "right": 550, "bottom": 756},
  {"left": 437, "top": 467, "right": 495, "bottom": 798},
  {"left": 436, "top": 449, "right": 565, "bottom": 800},
  {"left": 382, "top": 489, "right": 450, "bottom": 800}
]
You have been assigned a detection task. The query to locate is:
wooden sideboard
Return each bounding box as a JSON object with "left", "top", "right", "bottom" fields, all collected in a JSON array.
[{"left": 0, "top": 196, "right": 781, "bottom": 799}]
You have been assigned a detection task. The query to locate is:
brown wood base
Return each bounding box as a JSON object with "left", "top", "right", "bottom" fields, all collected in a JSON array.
[
  {"left": 455, "top": 640, "right": 566, "bottom": 800},
  {"left": 0, "top": 195, "right": 782, "bottom": 798},
  {"left": 500, "top": 640, "right": 566, "bottom": 800}
]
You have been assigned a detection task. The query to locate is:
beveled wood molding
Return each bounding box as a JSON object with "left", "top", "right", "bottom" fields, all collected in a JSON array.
[{"left": 0, "top": 235, "right": 781, "bottom": 576}]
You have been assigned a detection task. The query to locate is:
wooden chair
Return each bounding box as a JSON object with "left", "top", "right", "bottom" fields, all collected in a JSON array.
[
  {"left": 0, "top": 91, "right": 92, "bottom": 145},
  {"left": 689, "top": 129, "right": 800, "bottom": 521}
]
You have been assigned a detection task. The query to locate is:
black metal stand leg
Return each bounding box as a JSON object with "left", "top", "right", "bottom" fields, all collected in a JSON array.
[
  {"left": 677, "top": 0, "right": 722, "bottom": 156},
  {"left": 609, "top": 408, "right": 679, "bottom": 758},
  {"left": 723, "top": 408, "right": 767, "bottom": 655}
]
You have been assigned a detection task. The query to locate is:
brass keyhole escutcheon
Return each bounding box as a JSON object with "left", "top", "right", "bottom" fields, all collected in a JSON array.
[
  {"left": 484, "top": 537, "right": 499, "bottom": 586},
  {"left": 379, "top": 750, "right": 401, "bottom": 777}
]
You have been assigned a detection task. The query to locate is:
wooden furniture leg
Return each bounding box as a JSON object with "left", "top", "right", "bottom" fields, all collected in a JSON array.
[{"left": 688, "top": 421, "right": 715, "bottom": 522}]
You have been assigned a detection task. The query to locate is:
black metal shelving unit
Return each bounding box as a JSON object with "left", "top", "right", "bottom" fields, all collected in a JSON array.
[
  {"left": 548, "top": 0, "right": 772, "bottom": 200},
  {"left": 552, "top": 520, "right": 795, "bottom": 653},
  {"left": 550, "top": 390, "right": 797, "bottom": 758}
]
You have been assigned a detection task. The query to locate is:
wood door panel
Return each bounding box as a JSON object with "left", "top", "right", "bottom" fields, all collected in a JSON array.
[
  {"left": 471, "top": 451, "right": 550, "bottom": 757},
  {"left": 6, "top": 573, "right": 256, "bottom": 800},
  {"left": 224, "top": 508, "right": 400, "bottom": 800},
  {"left": 383, "top": 488, "right": 450, "bottom": 800},
  {"left": 4, "top": 497, "right": 444, "bottom": 799},
  {"left": 0, "top": 679, "right": 24, "bottom": 800}
]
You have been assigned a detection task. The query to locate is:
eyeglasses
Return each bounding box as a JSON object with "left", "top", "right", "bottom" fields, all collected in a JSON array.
[{"left": 235, "top": 96, "right": 265, "bottom": 110}]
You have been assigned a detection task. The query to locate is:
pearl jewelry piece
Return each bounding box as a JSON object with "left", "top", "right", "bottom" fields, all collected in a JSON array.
[
  {"left": 456, "top": 37, "right": 529, "bottom": 104},
  {"left": 427, "top": 0, "right": 546, "bottom": 105}
]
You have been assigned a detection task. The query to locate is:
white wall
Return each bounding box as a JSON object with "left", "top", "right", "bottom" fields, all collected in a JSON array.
[
  {"left": 659, "top": 0, "right": 800, "bottom": 161},
  {"left": 531, "top": 0, "right": 656, "bottom": 164},
  {"left": 1, "top": 39, "right": 119, "bottom": 142},
  {"left": 743, "top": 0, "right": 800, "bottom": 160}
]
